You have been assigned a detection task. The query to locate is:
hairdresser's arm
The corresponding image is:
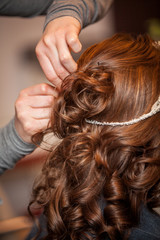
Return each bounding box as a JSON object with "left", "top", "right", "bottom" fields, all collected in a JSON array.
[
  {"left": 0, "top": 0, "right": 112, "bottom": 23},
  {"left": 0, "top": 83, "right": 57, "bottom": 175},
  {"left": 0, "top": 119, "right": 36, "bottom": 175},
  {"left": 0, "top": 0, "right": 53, "bottom": 17},
  {"left": 36, "top": 0, "right": 113, "bottom": 85},
  {"left": 45, "top": 0, "right": 113, "bottom": 29}
]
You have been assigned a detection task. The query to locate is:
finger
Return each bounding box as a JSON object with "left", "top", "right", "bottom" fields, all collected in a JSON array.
[
  {"left": 36, "top": 47, "right": 63, "bottom": 87},
  {"left": 24, "top": 95, "right": 55, "bottom": 108},
  {"left": 30, "top": 107, "right": 52, "bottom": 119},
  {"left": 20, "top": 83, "right": 58, "bottom": 97},
  {"left": 46, "top": 43, "right": 70, "bottom": 80},
  {"left": 56, "top": 36, "right": 78, "bottom": 73}
]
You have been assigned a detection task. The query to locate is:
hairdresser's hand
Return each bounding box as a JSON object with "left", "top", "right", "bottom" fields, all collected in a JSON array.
[
  {"left": 14, "top": 83, "right": 58, "bottom": 143},
  {"left": 35, "top": 16, "right": 82, "bottom": 88}
]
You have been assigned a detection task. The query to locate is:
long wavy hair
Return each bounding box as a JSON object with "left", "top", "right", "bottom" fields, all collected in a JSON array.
[{"left": 29, "top": 33, "right": 160, "bottom": 240}]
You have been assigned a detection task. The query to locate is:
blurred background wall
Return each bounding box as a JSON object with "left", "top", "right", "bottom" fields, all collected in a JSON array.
[{"left": 0, "top": 1, "right": 159, "bottom": 239}]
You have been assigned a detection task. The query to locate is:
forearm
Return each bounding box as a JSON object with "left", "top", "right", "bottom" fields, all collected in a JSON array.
[
  {"left": 45, "top": 0, "right": 114, "bottom": 29},
  {"left": 0, "top": 0, "right": 113, "bottom": 29},
  {"left": 0, "top": 0, "right": 53, "bottom": 17},
  {"left": 0, "top": 118, "right": 36, "bottom": 175}
]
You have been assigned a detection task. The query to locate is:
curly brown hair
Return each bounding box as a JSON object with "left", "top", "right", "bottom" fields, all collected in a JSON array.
[{"left": 29, "top": 33, "right": 160, "bottom": 240}]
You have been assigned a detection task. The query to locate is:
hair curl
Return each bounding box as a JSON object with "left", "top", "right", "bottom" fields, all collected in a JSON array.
[{"left": 29, "top": 33, "right": 160, "bottom": 240}]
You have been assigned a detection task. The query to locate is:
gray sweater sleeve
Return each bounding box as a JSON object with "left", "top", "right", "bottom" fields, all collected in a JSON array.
[
  {"left": 0, "top": 0, "right": 113, "bottom": 29},
  {"left": 0, "top": 118, "right": 36, "bottom": 175},
  {"left": 0, "top": 0, "right": 53, "bottom": 17},
  {"left": 45, "top": 0, "right": 113, "bottom": 29}
]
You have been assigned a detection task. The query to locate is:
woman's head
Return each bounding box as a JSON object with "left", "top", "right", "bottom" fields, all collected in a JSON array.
[
  {"left": 53, "top": 34, "right": 160, "bottom": 142},
  {"left": 31, "top": 34, "right": 160, "bottom": 240}
]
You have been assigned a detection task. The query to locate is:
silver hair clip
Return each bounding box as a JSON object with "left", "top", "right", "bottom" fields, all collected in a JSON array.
[{"left": 85, "top": 96, "right": 160, "bottom": 127}]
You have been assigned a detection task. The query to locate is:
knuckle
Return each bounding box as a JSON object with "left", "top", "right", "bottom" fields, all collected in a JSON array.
[
  {"left": 68, "top": 35, "right": 77, "bottom": 45},
  {"left": 47, "top": 74, "right": 55, "bottom": 82},
  {"left": 16, "top": 111, "right": 27, "bottom": 124},
  {"left": 39, "top": 83, "right": 48, "bottom": 93},
  {"left": 46, "top": 72, "right": 57, "bottom": 83},
  {"left": 43, "top": 35, "right": 52, "bottom": 47},
  {"left": 35, "top": 44, "right": 42, "bottom": 57},
  {"left": 57, "top": 67, "right": 66, "bottom": 77},
  {"left": 15, "top": 98, "right": 24, "bottom": 110},
  {"left": 23, "top": 121, "right": 33, "bottom": 133},
  {"left": 60, "top": 53, "right": 70, "bottom": 64}
]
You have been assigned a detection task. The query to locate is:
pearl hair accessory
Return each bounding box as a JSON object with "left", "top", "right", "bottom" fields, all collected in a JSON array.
[{"left": 85, "top": 96, "right": 160, "bottom": 127}]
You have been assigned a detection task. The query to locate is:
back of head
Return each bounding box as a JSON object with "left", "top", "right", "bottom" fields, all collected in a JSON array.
[
  {"left": 30, "top": 34, "right": 160, "bottom": 240},
  {"left": 56, "top": 33, "right": 160, "bottom": 137}
]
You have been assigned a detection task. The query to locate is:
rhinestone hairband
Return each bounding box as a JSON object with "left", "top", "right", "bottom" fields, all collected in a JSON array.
[{"left": 85, "top": 96, "right": 160, "bottom": 126}]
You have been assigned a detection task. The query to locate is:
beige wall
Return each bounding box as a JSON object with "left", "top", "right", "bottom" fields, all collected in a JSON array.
[{"left": 0, "top": 16, "right": 46, "bottom": 127}]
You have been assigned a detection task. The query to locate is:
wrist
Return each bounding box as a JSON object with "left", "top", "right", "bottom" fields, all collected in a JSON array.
[{"left": 14, "top": 116, "right": 32, "bottom": 144}]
